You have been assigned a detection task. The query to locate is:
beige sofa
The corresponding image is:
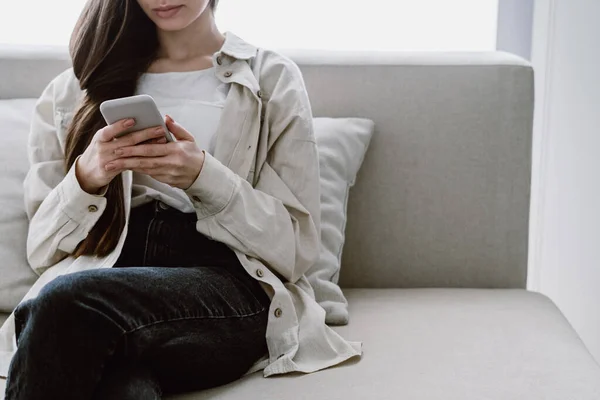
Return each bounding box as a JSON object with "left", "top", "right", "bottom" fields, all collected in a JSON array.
[{"left": 1, "top": 47, "right": 599, "bottom": 399}]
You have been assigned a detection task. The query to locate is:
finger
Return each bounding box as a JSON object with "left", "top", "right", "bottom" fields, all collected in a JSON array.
[
  {"left": 165, "top": 115, "right": 195, "bottom": 142},
  {"left": 97, "top": 118, "right": 136, "bottom": 142},
  {"left": 129, "top": 164, "right": 173, "bottom": 174},
  {"left": 131, "top": 170, "right": 170, "bottom": 180},
  {"left": 113, "top": 142, "right": 174, "bottom": 158},
  {"left": 110, "top": 126, "right": 167, "bottom": 148},
  {"left": 105, "top": 157, "right": 167, "bottom": 172},
  {"left": 129, "top": 161, "right": 176, "bottom": 175},
  {"left": 136, "top": 137, "right": 168, "bottom": 146}
]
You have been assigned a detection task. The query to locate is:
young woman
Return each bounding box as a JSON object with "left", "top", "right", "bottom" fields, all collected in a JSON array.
[{"left": 0, "top": 0, "right": 361, "bottom": 398}]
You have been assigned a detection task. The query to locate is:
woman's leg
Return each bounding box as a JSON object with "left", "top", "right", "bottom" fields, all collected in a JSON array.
[
  {"left": 92, "top": 360, "right": 161, "bottom": 400},
  {"left": 5, "top": 265, "right": 270, "bottom": 400}
]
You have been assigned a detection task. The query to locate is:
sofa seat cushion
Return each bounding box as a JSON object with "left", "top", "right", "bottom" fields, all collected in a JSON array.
[
  {"left": 170, "top": 289, "right": 600, "bottom": 400},
  {"left": 2, "top": 290, "right": 599, "bottom": 399}
]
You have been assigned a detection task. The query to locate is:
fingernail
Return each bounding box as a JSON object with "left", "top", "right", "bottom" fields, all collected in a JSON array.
[
  {"left": 166, "top": 115, "right": 174, "bottom": 123},
  {"left": 114, "top": 149, "right": 123, "bottom": 156},
  {"left": 155, "top": 127, "right": 164, "bottom": 134},
  {"left": 124, "top": 119, "right": 135, "bottom": 128},
  {"left": 106, "top": 163, "right": 115, "bottom": 171}
]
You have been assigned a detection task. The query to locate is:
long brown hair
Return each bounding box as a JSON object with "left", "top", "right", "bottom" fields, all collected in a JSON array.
[{"left": 67, "top": 0, "right": 218, "bottom": 257}]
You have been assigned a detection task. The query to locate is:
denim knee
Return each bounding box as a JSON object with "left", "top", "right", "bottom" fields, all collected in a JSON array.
[
  {"left": 13, "top": 298, "right": 37, "bottom": 342},
  {"left": 19, "top": 272, "right": 113, "bottom": 328},
  {"left": 13, "top": 274, "right": 81, "bottom": 338},
  {"left": 93, "top": 362, "right": 162, "bottom": 400},
  {"left": 35, "top": 273, "right": 86, "bottom": 310}
]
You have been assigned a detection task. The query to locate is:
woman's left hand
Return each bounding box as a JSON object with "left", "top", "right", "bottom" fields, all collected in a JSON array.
[{"left": 106, "top": 115, "right": 205, "bottom": 190}]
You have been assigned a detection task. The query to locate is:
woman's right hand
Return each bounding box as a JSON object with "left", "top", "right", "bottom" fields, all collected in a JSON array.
[{"left": 75, "top": 118, "right": 168, "bottom": 194}]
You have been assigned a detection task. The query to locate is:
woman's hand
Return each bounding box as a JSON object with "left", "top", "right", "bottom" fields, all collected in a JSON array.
[
  {"left": 104, "top": 115, "right": 205, "bottom": 190},
  {"left": 76, "top": 118, "right": 168, "bottom": 194}
]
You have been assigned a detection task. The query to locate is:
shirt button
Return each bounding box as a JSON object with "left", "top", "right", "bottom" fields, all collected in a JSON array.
[
  {"left": 224, "top": 71, "right": 233, "bottom": 78},
  {"left": 192, "top": 195, "right": 201, "bottom": 203},
  {"left": 88, "top": 205, "right": 98, "bottom": 213},
  {"left": 257, "top": 90, "right": 264, "bottom": 98},
  {"left": 274, "top": 308, "right": 283, "bottom": 318},
  {"left": 256, "top": 269, "right": 264, "bottom": 278},
  {"left": 216, "top": 55, "right": 223, "bottom": 65}
]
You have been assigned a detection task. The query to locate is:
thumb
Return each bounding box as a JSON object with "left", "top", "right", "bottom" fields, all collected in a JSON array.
[{"left": 165, "top": 115, "right": 195, "bottom": 142}]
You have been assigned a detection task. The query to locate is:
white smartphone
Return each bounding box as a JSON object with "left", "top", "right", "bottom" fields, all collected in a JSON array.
[{"left": 99, "top": 94, "right": 175, "bottom": 142}]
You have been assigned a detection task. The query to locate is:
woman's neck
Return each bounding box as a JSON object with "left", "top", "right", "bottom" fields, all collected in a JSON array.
[{"left": 156, "top": 9, "right": 225, "bottom": 64}]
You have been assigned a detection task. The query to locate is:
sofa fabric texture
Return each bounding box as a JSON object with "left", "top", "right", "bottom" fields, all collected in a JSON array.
[{"left": 2, "top": 290, "right": 600, "bottom": 399}]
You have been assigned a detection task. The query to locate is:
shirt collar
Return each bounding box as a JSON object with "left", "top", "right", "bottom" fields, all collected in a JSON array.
[{"left": 219, "top": 32, "right": 258, "bottom": 60}]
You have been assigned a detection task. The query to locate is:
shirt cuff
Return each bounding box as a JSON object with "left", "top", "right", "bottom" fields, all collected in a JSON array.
[
  {"left": 57, "top": 155, "right": 108, "bottom": 228},
  {"left": 185, "top": 152, "right": 238, "bottom": 218}
]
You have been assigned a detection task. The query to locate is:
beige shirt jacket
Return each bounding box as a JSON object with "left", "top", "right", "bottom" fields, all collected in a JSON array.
[{"left": 0, "top": 33, "right": 361, "bottom": 379}]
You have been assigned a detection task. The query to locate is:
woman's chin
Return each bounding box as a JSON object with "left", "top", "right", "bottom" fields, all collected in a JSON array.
[{"left": 153, "top": 18, "right": 190, "bottom": 32}]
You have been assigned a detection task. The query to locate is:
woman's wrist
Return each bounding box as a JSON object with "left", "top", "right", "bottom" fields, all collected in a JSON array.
[
  {"left": 75, "top": 157, "right": 104, "bottom": 195},
  {"left": 182, "top": 150, "right": 206, "bottom": 190}
]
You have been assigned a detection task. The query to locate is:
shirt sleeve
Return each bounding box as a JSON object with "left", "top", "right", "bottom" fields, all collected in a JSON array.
[{"left": 24, "top": 71, "right": 108, "bottom": 275}]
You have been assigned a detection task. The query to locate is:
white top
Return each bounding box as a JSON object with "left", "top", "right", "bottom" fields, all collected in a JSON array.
[{"left": 132, "top": 68, "right": 230, "bottom": 212}]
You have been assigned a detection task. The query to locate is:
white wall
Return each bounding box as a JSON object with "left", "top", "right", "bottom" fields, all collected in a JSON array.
[
  {"left": 0, "top": 0, "right": 499, "bottom": 51},
  {"left": 217, "top": 0, "right": 498, "bottom": 51},
  {"left": 530, "top": 0, "right": 600, "bottom": 362}
]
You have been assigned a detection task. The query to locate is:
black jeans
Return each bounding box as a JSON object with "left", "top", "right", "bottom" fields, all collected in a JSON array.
[{"left": 5, "top": 200, "right": 270, "bottom": 400}]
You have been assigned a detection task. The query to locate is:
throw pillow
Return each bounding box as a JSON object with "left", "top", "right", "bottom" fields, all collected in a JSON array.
[
  {"left": 0, "top": 99, "right": 39, "bottom": 312},
  {"left": 309, "top": 117, "right": 374, "bottom": 325}
]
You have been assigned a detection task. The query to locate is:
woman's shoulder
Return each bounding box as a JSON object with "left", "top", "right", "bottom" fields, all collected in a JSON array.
[
  {"left": 258, "top": 48, "right": 298, "bottom": 70},
  {"left": 43, "top": 68, "right": 83, "bottom": 111},
  {"left": 254, "top": 48, "right": 306, "bottom": 93}
]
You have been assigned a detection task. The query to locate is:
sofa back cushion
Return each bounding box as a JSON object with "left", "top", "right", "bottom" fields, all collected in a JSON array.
[
  {"left": 295, "top": 52, "right": 534, "bottom": 289},
  {"left": 0, "top": 99, "right": 38, "bottom": 311}
]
